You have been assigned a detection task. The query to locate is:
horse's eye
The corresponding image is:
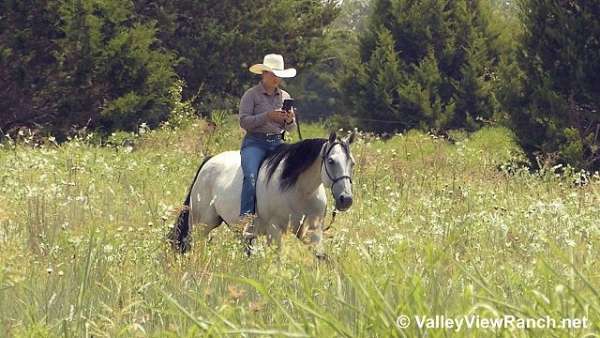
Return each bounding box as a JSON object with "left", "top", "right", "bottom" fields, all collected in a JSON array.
[{"left": 327, "top": 158, "right": 334, "bottom": 165}]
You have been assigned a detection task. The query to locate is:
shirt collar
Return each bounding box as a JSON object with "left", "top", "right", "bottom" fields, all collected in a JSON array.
[{"left": 259, "top": 81, "right": 280, "bottom": 96}]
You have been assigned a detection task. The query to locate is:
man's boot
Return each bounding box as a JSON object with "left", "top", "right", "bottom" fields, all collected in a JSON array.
[{"left": 240, "top": 214, "right": 256, "bottom": 256}]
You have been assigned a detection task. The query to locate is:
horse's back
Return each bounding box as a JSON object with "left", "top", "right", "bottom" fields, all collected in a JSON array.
[{"left": 203, "top": 151, "right": 241, "bottom": 176}]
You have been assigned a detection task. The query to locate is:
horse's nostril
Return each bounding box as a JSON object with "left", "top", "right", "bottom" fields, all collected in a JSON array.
[{"left": 338, "top": 195, "right": 353, "bottom": 207}]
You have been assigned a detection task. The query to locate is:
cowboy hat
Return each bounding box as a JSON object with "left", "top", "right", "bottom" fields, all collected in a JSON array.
[{"left": 249, "top": 54, "right": 297, "bottom": 78}]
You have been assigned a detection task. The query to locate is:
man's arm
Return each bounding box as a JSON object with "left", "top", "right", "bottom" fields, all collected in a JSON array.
[{"left": 239, "top": 91, "right": 268, "bottom": 131}]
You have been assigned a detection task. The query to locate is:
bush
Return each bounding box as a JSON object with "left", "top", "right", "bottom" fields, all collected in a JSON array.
[
  {"left": 1, "top": 0, "right": 179, "bottom": 139},
  {"left": 506, "top": 0, "right": 600, "bottom": 170}
]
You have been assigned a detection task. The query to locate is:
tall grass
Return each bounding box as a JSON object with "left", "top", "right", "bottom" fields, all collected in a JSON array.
[{"left": 0, "top": 115, "right": 598, "bottom": 337}]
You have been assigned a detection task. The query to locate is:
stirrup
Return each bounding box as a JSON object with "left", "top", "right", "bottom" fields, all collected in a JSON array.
[{"left": 240, "top": 214, "right": 256, "bottom": 239}]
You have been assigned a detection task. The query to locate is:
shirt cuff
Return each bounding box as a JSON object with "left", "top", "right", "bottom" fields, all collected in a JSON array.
[{"left": 284, "top": 118, "right": 296, "bottom": 131}]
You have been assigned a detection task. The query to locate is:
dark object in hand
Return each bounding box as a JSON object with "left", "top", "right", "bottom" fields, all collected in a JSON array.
[{"left": 282, "top": 99, "right": 294, "bottom": 112}]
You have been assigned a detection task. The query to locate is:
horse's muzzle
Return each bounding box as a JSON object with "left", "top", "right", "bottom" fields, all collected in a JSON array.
[{"left": 336, "top": 194, "right": 353, "bottom": 211}]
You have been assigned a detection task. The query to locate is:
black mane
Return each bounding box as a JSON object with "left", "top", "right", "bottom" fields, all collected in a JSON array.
[{"left": 264, "top": 138, "right": 327, "bottom": 190}]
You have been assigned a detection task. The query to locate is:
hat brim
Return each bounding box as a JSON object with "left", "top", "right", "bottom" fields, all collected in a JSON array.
[{"left": 249, "top": 64, "right": 296, "bottom": 78}]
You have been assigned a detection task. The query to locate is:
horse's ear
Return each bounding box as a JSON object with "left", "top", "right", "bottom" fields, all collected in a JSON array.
[{"left": 328, "top": 131, "right": 337, "bottom": 143}]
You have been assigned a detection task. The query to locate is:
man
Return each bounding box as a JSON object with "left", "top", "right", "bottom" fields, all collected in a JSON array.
[{"left": 238, "top": 53, "right": 297, "bottom": 241}]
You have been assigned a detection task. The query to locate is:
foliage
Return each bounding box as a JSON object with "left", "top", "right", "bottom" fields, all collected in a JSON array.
[
  {"left": 1, "top": 0, "right": 179, "bottom": 138},
  {"left": 135, "top": 0, "right": 340, "bottom": 111},
  {"left": 286, "top": 0, "right": 370, "bottom": 120},
  {"left": 0, "top": 0, "right": 64, "bottom": 132},
  {"left": 505, "top": 0, "right": 600, "bottom": 170},
  {"left": 1, "top": 0, "right": 339, "bottom": 136},
  {"left": 343, "top": 0, "right": 504, "bottom": 133},
  {"left": 55, "top": 0, "right": 178, "bottom": 134}
]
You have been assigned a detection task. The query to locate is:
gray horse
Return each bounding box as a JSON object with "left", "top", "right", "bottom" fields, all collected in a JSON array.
[{"left": 168, "top": 131, "right": 355, "bottom": 256}]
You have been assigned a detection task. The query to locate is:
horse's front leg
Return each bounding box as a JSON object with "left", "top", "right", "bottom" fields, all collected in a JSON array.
[
  {"left": 266, "top": 222, "right": 283, "bottom": 253},
  {"left": 303, "top": 215, "right": 326, "bottom": 259}
]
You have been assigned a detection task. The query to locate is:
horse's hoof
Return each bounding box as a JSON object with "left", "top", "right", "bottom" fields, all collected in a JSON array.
[{"left": 315, "top": 252, "right": 328, "bottom": 261}]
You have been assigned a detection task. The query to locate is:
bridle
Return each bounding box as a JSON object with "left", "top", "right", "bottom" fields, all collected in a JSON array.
[
  {"left": 321, "top": 141, "right": 353, "bottom": 189},
  {"left": 321, "top": 140, "right": 354, "bottom": 230}
]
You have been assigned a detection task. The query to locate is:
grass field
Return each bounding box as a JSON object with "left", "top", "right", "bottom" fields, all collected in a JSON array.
[{"left": 1, "top": 115, "right": 599, "bottom": 337}]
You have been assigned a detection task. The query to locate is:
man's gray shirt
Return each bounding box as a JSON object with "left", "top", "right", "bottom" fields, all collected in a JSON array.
[{"left": 239, "top": 82, "right": 296, "bottom": 134}]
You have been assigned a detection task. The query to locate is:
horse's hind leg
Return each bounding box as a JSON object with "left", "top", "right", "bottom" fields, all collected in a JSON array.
[
  {"left": 201, "top": 216, "right": 223, "bottom": 241},
  {"left": 170, "top": 155, "right": 215, "bottom": 253},
  {"left": 195, "top": 205, "right": 223, "bottom": 240}
]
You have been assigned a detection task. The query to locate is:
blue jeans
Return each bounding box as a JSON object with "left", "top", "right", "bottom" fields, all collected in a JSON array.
[{"left": 240, "top": 135, "right": 283, "bottom": 216}]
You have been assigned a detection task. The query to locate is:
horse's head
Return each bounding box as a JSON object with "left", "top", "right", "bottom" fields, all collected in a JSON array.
[{"left": 321, "top": 131, "right": 356, "bottom": 211}]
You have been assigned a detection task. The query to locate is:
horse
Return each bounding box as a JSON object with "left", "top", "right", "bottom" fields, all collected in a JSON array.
[{"left": 167, "top": 131, "right": 356, "bottom": 257}]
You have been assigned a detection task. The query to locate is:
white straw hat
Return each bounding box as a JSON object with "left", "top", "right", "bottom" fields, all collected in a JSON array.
[{"left": 249, "top": 54, "right": 297, "bottom": 78}]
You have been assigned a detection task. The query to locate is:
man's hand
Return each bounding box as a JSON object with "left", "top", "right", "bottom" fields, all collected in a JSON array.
[
  {"left": 283, "top": 108, "right": 295, "bottom": 124},
  {"left": 267, "top": 110, "right": 287, "bottom": 124}
]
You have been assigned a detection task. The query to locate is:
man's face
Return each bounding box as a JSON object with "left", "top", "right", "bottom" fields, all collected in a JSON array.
[{"left": 262, "top": 71, "right": 281, "bottom": 88}]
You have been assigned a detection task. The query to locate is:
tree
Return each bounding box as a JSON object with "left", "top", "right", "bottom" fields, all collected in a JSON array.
[
  {"left": 0, "top": 0, "right": 177, "bottom": 138},
  {"left": 286, "top": 0, "right": 371, "bottom": 120},
  {"left": 0, "top": 0, "right": 64, "bottom": 132},
  {"left": 54, "top": 0, "right": 177, "bottom": 134},
  {"left": 135, "top": 0, "right": 340, "bottom": 112},
  {"left": 1, "top": 0, "right": 340, "bottom": 136},
  {"left": 343, "top": 0, "right": 503, "bottom": 133},
  {"left": 506, "top": 0, "right": 600, "bottom": 170}
]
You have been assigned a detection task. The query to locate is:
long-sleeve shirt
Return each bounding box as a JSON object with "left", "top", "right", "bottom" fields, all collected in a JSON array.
[{"left": 238, "top": 81, "right": 296, "bottom": 134}]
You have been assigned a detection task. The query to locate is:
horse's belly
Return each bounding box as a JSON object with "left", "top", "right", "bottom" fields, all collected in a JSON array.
[
  {"left": 255, "top": 185, "right": 327, "bottom": 233},
  {"left": 212, "top": 172, "right": 243, "bottom": 225}
]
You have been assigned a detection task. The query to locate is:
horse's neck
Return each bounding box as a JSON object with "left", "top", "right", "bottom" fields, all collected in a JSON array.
[{"left": 295, "top": 155, "right": 323, "bottom": 195}]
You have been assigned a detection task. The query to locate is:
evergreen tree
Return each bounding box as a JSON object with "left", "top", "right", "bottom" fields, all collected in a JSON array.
[
  {"left": 507, "top": 0, "right": 600, "bottom": 170},
  {"left": 0, "top": 0, "right": 178, "bottom": 137},
  {"left": 343, "top": 0, "right": 502, "bottom": 133},
  {"left": 1, "top": 0, "right": 339, "bottom": 136},
  {"left": 286, "top": 0, "right": 370, "bottom": 120},
  {"left": 0, "top": 0, "right": 63, "bottom": 132},
  {"left": 55, "top": 0, "right": 177, "bottom": 134},
  {"left": 135, "top": 0, "right": 340, "bottom": 111}
]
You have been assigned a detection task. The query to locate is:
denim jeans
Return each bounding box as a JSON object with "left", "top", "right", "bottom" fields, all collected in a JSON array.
[{"left": 240, "top": 135, "right": 283, "bottom": 216}]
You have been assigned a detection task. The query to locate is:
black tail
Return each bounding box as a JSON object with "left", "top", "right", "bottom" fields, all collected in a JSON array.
[{"left": 167, "top": 155, "right": 213, "bottom": 253}]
